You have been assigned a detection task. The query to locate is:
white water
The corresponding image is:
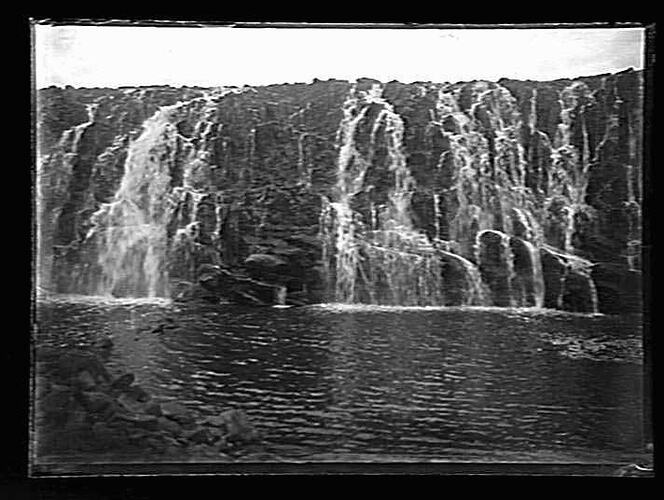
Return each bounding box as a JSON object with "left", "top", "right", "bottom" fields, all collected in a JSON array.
[
  {"left": 323, "top": 84, "right": 488, "bottom": 306},
  {"left": 522, "top": 238, "right": 546, "bottom": 308},
  {"left": 92, "top": 104, "right": 180, "bottom": 297},
  {"left": 88, "top": 89, "right": 236, "bottom": 298}
]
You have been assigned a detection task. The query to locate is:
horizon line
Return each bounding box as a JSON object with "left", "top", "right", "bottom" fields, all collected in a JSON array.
[{"left": 35, "top": 66, "right": 641, "bottom": 91}]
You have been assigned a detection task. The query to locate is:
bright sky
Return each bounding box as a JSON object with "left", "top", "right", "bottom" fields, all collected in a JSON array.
[{"left": 33, "top": 25, "right": 645, "bottom": 88}]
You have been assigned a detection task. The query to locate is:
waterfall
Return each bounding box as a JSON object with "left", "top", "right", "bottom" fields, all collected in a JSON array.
[
  {"left": 91, "top": 104, "right": 181, "bottom": 297},
  {"left": 588, "top": 277, "right": 600, "bottom": 314},
  {"left": 375, "top": 95, "right": 414, "bottom": 229},
  {"left": 433, "top": 193, "right": 442, "bottom": 240},
  {"left": 88, "top": 95, "right": 220, "bottom": 298},
  {"left": 83, "top": 90, "right": 235, "bottom": 298},
  {"left": 329, "top": 88, "right": 371, "bottom": 303},
  {"left": 38, "top": 78, "right": 622, "bottom": 313},
  {"left": 522, "top": 239, "right": 545, "bottom": 308},
  {"left": 327, "top": 84, "right": 431, "bottom": 304},
  {"left": 37, "top": 104, "right": 96, "bottom": 290},
  {"left": 322, "top": 83, "right": 488, "bottom": 306},
  {"left": 331, "top": 200, "right": 361, "bottom": 302}
]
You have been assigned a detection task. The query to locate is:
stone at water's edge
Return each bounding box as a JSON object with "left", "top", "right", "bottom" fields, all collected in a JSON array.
[
  {"left": 540, "top": 247, "right": 600, "bottom": 313},
  {"left": 477, "top": 231, "right": 514, "bottom": 307},
  {"left": 561, "top": 270, "right": 597, "bottom": 313},
  {"left": 33, "top": 345, "right": 263, "bottom": 460},
  {"left": 510, "top": 237, "right": 543, "bottom": 308},
  {"left": 541, "top": 248, "right": 567, "bottom": 309},
  {"left": 161, "top": 401, "right": 195, "bottom": 425},
  {"left": 56, "top": 351, "right": 111, "bottom": 384},
  {"left": 592, "top": 263, "right": 643, "bottom": 314},
  {"left": 217, "top": 409, "right": 260, "bottom": 443},
  {"left": 110, "top": 373, "right": 135, "bottom": 391},
  {"left": 180, "top": 264, "right": 292, "bottom": 306}
]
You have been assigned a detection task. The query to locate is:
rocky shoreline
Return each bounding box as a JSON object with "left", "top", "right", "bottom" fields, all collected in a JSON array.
[{"left": 33, "top": 339, "right": 266, "bottom": 462}]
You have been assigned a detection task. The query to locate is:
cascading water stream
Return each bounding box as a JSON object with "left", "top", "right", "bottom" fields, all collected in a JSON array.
[
  {"left": 322, "top": 84, "right": 490, "bottom": 306},
  {"left": 435, "top": 247, "right": 487, "bottom": 306},
  {"left": 329, "top": 90, "right": 370, "bottom": 302},
  {"left": 37, "top": 104, "right": 97, "bottom": 291},
  {"left": 90, "top": 93, "right": 221, "bottom": 298},
  {"left": 521, "top": 238, "right": 546, "bottom": 308},
  {"left": 91, "top": 104, "right": 179, "bottom": 297}
]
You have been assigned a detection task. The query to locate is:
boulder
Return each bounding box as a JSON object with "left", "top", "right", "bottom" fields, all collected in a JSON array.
[
  {"left": 145, "top": 402, "right": 163, "bottom": 417},
  {"left": 157, "top": 416, "right": 183, "bottom": 435},
  {"left": 111, "top": 373, "right": 135, "bottom": 391},
  {"left": 211, "top": 268, "right": 288, "bottom": 305},
  {"left": 57, "top": 351, "right": 111, "bottom": 384},
  {"left": 206, "top": 425, "right": 225, "bottom": 439},
  {"left": 96, "top": 335, "right": 114, "bottom": 350},
  {"left": 117, "top": 393, "right": 149, "bottom": 414},
  {"left": 217, "top": 409, "right": 259, "bottom": 443},
  {"left": 116, "top": 393, "right": 160, "bottom": 416},
  {"left": 197, "top": 264, "right": 223, "bottom": 290},
  {"left": 540, "top": 247, "right": 566, "bottom": 309},
  {"left": 243, "top": 253, "right": 289, "bottom": 278},
  {"left": 541, "top": 246, "right": 599, "bottom": 313},
  {"left": 39, "top": 386, "right": 75, "bottom": 426},
  {"left": 76, "top": 370, "right": 97, "bottom": 391},
  {"left": 201, "top": 415, "right": 228, "bottom": 428},
  {"left": 186, "top": 427, "right": 216, "bottom": 445},
  {"left": 81, "top": 391, "right": 114, "bottom": 414},
  {"left": 123, "top": 384, "right": 151, "bottom": 402},
  {"left": 592, "top": 263, "right": 642, "bottom": 314},
  {"left": 477, "top": 230, "right": 513, "bottom": 306},
  {"left": 217, "top": 436, "right": 232, "bottom": 452},
  {"left": 114, "top": 411, "right": 159, "bottom": 430},
  {"left": 561, "top": 269, "right": 598, "bottom": 313},
  {"left": 161, "top": 401, "right": 196, "bottom": 426},
  {"left": 438, "top": 251, "right": 484, "bottom": 306},
  {"left": 244, "top": 252, "right": 310, "bottom": 289},
  {"left": 170, "top": 280, "right": 197, "bottom": 301}
]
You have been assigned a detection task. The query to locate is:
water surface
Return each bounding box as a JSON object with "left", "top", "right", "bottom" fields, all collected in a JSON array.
[{"left": 34, "top": 294, "right": 647, "bottom": 463}]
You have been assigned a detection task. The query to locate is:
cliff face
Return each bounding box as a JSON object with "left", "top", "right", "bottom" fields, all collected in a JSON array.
[{"left": 36, "top": 70, "right": 644, "bottom": 313}]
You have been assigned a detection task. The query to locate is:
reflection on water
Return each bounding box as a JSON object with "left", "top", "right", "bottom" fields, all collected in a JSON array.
[{"left": 34, "top": 294, "right": 646, "bottom": 462}]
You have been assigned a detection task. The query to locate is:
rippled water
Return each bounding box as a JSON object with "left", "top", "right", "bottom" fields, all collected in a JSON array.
[{"left": 34, "top": 294, "right": 648, "bottom": 463}]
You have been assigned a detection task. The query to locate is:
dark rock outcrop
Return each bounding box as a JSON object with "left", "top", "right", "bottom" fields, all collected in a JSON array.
[
  {"left": 540, "top": 247, "right": 598, "bottom": 313},
  {"left": 34, "top": 345, "right": 262, "bottom": 460},
  {"left": 541, "top": 247, "right": 567, "bottom": 309},
  {"left": 477, "top": 231, "right": 513, "bottom": 307},
  {"left": 180, "top": 264, "right": 287, "bottom": 305},
  {"left": 592, "top": 263, "right": 642, "bottom": 314}
]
